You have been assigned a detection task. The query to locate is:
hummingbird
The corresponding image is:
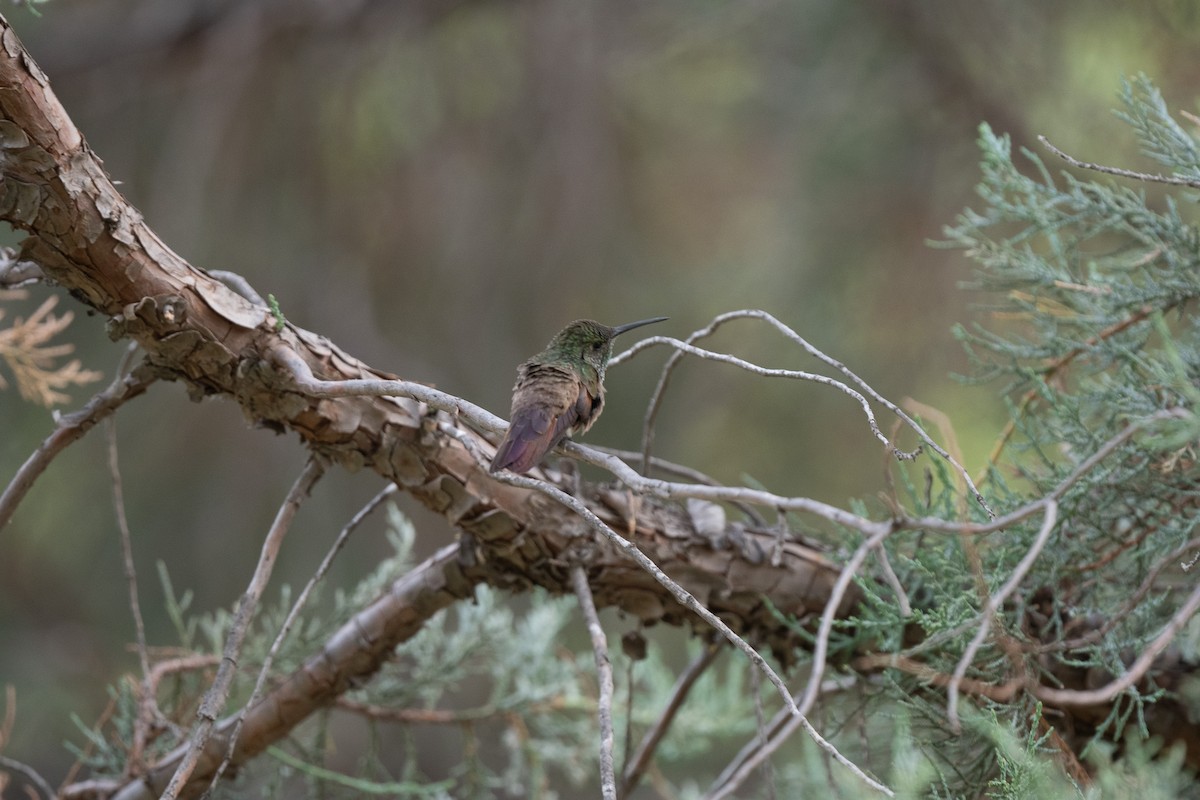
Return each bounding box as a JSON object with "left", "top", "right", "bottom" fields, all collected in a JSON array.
[{"left": 490, "top": 317, "right": 668, "bottom": 474}]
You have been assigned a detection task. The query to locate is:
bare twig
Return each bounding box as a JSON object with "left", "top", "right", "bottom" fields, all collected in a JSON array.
[
  {"left": 1039, "top": 134, "right": 1200, "bottom": 187},
  {"left": 0, "top": 355, "right": 154, "bottom": 532},
  {"left": 1034, "top": 578, "right": 1200, "bottom": 707},
  {"left": 439, "top": 421, "right": 802, "bottom": 717},
  {"left": 162, "top": 457, "right": 325, "bottom": 800},
  {"left": 206, "top": 483, "right": 397, "bottom": 793},
  {"left": 106, "top": 414, "right": 157, "bottom": 773},
  {"left": 704, "top": 701, "right": 893, "bottom": 800},
  {"left": 618, "top": 644, "right": 720, "bottom": 799},
  {"left": 622, "top": 334, "right": 920, "bottom": 462},
  {"left": 946, "top": 500, "right": 1058, "bottom": 731},
  {"left": 592, "top": 445, "right": 766, "bottom": 526},
  {"left": 874, "top": 544, "right": 911, "bottom": 618},
  {"left": 614, "top": 310, "right": 991, "bottom": 517},
  {"left": 797, "top": 524, "right": 895, "bottom": 721},
  {"left": 571, "top": 565, "right": 617, "bottom": 800},
  {"left": 0, "top": 754, "right": 56, "bottom": 800},
  {"left": 1034, "top": 534, "right": 1200, "bottom": 653},
  {"left": 104, "top": 541, "right": 469, "bottom": 800},
  {"left": 0, "top": 688, "right": 52, "bottom": 796},
  {"left": 634, "top": 312, "right": 736, "bottom": 475},
  {"left": 145, "top": 654, "right": 223, "bottom": 707}
]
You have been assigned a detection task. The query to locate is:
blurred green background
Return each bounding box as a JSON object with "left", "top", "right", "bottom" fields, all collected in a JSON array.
[{"left": 1, "top": 0, "right": 1197, "bottom": 783}]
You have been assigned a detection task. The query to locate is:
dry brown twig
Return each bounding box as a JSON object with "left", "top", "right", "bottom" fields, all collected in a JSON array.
[
  {"left": 206, "top": 482, "right": 398, "bottom": 790},
  {"left": 0, "top": 350, "right": 154, "bottom": 533},
  {"left": 102, "top": 345, "right": 160, "bottom": 775},
  {"left": 162, "top": 457, "right": 325, "bottom": 800}
]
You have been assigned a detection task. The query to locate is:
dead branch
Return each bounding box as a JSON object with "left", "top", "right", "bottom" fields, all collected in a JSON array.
[
  {"left": 572, "top": 565, "right": 617, "bottom": 800},
  {"left": 162, "top": 458, "right": 324, "bottom": 799},
  {"left": 0, "top": 11, "right": 1195, "bottom": 796}
]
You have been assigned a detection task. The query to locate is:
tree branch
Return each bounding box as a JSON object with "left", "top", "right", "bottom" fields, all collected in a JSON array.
[
  {"left": 572, "top": 565, "right": 617, "bottom": 800},
  {"left": 162, "top": 457, "right": 325, "bottom": 799}
]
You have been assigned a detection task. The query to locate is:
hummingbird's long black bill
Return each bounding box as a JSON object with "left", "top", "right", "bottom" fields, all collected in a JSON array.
[{"left": 610, "top": 316, "right": 668, "bottom": 337}]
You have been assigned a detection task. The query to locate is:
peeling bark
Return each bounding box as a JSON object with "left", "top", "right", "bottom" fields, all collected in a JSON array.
[
  {"left": 2, "top": 13, "right": 1196, "bottom": 797},
  {"left": 0, "top": 16, "right": 851, "bottom": 797}
]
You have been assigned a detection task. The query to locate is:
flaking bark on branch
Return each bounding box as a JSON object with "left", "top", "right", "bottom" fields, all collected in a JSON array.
[
  {"left": 0, "top": 16, "right": 851, "bottom": 795},
  {"left": 3, "top": 11, "right": 1199, "bottom": 795}
]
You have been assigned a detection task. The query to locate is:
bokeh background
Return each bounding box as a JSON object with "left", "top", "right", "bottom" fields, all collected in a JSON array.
[{"left": 2, "top": 0, "right": 1197, "bottom": 783}]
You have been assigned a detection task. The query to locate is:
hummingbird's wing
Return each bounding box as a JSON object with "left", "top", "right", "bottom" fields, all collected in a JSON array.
[{"left": 489, "top": 365, "right": 596, "bottom": 474}]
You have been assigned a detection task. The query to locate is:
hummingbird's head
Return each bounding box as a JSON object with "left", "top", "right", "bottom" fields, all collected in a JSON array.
[
  {"left": 549, "top": 320, "right": 620, "bottom": 373},
  {"left": 547, "top": 317, "right": 668, "bottom": 375}
]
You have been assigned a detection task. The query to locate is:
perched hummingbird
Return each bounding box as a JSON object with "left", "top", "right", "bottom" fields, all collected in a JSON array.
[{"left": 490, "top": 317, "right": 668, "bottom": 474}]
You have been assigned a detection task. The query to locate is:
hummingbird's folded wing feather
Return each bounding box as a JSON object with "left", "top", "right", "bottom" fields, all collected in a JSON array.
[{"left": 489, "top": 367, "right": 592, "bottom": 474}]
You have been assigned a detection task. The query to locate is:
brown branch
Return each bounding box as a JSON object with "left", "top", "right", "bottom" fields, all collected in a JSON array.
[
  {"left": 335, "top": 696, "right": 572, "bottom": 724},
  {"left": 106, "top": 414, "right": 155, "bottom": 774},
  {"left": 208, "top": 483, "right": 396, "bottom": 788},
  {"left": 105, "top": 540, "right": 473, "bottom": 800},
  {"left": 162, "top": 457, "right": 324, "bottom": 799},
  {"left": 851, "top": 653, "right": 1023, "bottom": 703},
  {"left": 0, "top": 10, "right": 1195, "bottom": 795}
]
